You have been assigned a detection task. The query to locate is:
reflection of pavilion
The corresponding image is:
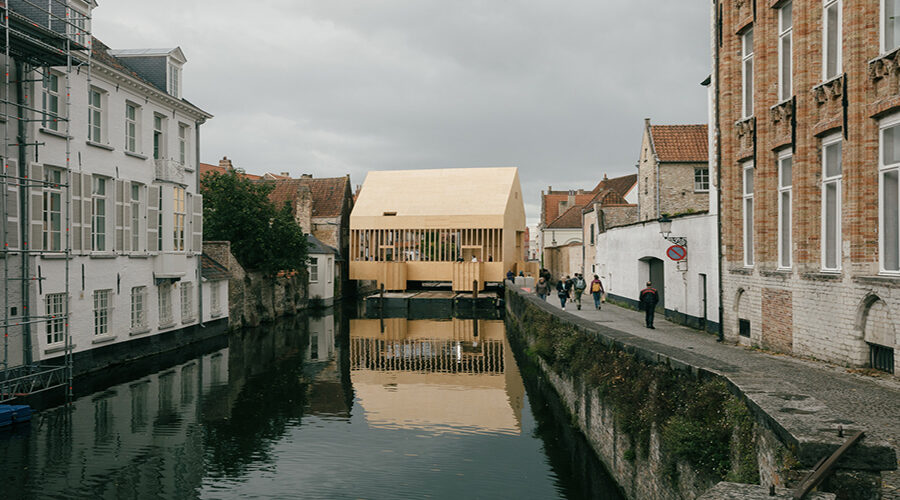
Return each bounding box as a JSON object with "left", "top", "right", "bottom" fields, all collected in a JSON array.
[{"left": 350, "top": 318, "right": 525, "bottom": 435}]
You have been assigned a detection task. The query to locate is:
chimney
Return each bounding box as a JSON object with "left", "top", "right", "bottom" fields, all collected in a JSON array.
[
  {"left": 577, "top": 189, "right": 584, "bottom": 195},
  {"left": 567, "top": 189, "right": 575, "bottom": 206},
  {"left": 219, "top": 156, "right": 233, "bottom": 170},
  {"left": 603, "top": 173, "right": 608, "bottom": 181},
  {"left": 280, "top": 172, "right": 290, "bottom": 177},
  {"left": 301, "top": 174, "right": 312, "bottom": 179}
]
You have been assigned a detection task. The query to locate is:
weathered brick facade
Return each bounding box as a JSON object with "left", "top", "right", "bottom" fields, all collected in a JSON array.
[
  {"left": 638, "top": 120, "right": 710, "bottom": 222},
  {"left": 717, "top": 0, "right": 899, "bottom": 372}
]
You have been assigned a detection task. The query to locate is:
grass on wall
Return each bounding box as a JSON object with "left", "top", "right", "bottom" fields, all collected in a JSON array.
[{"left": 513, "top": 299, "right": 759, "bottom": 484}]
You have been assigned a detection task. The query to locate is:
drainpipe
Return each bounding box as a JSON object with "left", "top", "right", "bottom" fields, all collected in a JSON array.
[
  {"left": 16, "top": 61, "right": 32, "bottom": 364},
  {"left": 195, "top": 118, "right": 205, "bottom": 327},
  {"left": 714, "top": 0, "right": 724, "bottom": 342},
  {"left": 655, "top": 154, "right": 661, "bottom": 219}
]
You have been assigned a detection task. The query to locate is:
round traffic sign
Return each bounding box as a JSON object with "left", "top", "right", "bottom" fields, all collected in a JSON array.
[{"left": 666, "top": 244, "right": 687, "bottom": 261}]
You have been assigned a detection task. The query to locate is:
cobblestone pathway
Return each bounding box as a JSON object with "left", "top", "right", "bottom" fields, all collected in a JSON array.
[{"left": 539, "top": 295, "right": 900, "bottom": 499}]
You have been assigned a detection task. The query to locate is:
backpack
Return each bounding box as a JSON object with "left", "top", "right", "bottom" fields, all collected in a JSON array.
[
  {"left": 590, "top": 281, "right": 601, "bottom": 293},
  {"left": 575, "top": 278, "right": 586, "bottom": 290}
]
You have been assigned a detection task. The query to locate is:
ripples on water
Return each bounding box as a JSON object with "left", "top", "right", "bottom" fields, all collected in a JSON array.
[{"left": 0, "top": 309, "right": 623, "bottom": 500}]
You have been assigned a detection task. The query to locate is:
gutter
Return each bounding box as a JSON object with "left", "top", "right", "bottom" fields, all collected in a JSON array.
[{"left": 195, "top": 117, "right": 205, "bottom": 328}]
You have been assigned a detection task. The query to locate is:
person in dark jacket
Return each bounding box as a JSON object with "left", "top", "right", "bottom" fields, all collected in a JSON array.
[
  {"left": 506, "top": 270, "right": 515, "bottom": 282},
  {"left": 639, "top": 281, "right": 660, "bottom": 328},
  {"left": 556, "top": 277, "right": 568, "bottom": 310},
  {"left": 535, "top": 276, "right": 550, "bottom": 300}
]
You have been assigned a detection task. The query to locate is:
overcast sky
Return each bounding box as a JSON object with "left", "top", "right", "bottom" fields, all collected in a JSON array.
[{"left": 94, "top": 1, "right": 710, "bottom": 226}]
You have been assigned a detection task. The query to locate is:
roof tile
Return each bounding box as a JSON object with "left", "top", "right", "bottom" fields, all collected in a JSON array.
[{"left": 650, "top": 124, "right": 708, "bottom": 163}]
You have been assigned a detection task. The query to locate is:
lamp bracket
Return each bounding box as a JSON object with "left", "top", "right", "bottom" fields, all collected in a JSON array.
[{"left": 664, "top": 235, "right": 688, "bottom": 247}]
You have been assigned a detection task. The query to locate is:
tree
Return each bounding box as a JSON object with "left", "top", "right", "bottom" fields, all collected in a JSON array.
[{"left": 201, "top": 170, "right": 307, "bottom": 275}]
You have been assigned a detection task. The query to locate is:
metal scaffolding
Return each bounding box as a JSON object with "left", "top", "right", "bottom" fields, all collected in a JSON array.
[{"left": 0, "top": 0, "right": 91, "bottom": 403}]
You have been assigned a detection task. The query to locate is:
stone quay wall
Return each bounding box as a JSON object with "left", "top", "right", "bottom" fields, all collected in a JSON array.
[
  {"left": 505, "top": 286, "right": 893, "bottom": 500},
  {"left": 203, "top": 241, "right": 310, "bottom": 330}
]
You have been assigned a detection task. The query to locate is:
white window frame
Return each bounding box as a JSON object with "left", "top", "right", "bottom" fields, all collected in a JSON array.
[
  {"left": 821, "top": 134, "right": 843, "bottom": 271},
  {"left": 310, "top": 257, "right": 319, "bottom": 283},
  {"left": 92, "top": 175, "right": 108, "bottom": 252},
  {"left": 131, "top": 183, "right": 142, "bottom": 252},
  {"left": 777, "top": 151, "right": 793, "bottom": 269},
  {"left": 153, "top": 114, "right": 166, "bottom": 160},
  {"left": 131, "top": 286, "right": 147, "bottom": 330},
  {"left": 125, "top": 102, "right": 140, "bottom": 153},
  {"left": 694, "top": 166, "right": 710, "bottom": 192},
  {"left": 157, "top": 188, "right": 163, "bottom": 252},
  {"left": 883, "top": 0, "right": 900, "bottom": 53},
  {"left": 159, "top": 283, "right": 173, "bottom": 326},
  {"left": 173, "top": 187, "right": 186, "bottom": 251},
  {"left": 879, "top": 114, "right": 900, "bottom": 274},
  {"left": 823, "top": 0, "right": 842, "bottom": 81},
  {"left": 43, "top": 167, "right": 62, "bottom": 251},
  {"left": 180, "top": 281, "right": 194, "bottom": 322},
  {"left": 45, "top": 293, "right": 66, "bottom": 345},
  {"left": 67, "top": 6, "right": 89, "bottom": 47},
  {"left": 168, "top": 63, "right": 181, "bottom": 98},
  {"left": 42, "top": 71, "right": 60, "bottom": 131},
  {"left": 88, "top": 87, "right": 104, "bottom": 143},
  {"left": 178, "top": 123, "right": 189, "bottom": 166},
  {"left": 93, "top": 289, "right": 111, "bottom": 336},
  {"left": 211, "top": 281, "right": 222, "bottom": 315},
  {"left": 742, "top": 28, "right": 754, "bottom": 118},
  {"left": 778, "top": 2, "right": 793, "bottom": 102},
  {"left": 743, "top": 161, "right": 755, "bottom": 267}
]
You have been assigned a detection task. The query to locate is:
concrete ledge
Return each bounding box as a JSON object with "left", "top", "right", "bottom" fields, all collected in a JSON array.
[
  {"left": 698, "top": 482, "right": 835, "bottom": 499},
  {"left": 507, "top": 286, "right": 897, "bottom": 472}
]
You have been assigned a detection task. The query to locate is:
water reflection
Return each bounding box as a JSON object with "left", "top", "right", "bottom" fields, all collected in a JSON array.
[{"left": 1, "top": 307, "right": 622, "bottom": 500}]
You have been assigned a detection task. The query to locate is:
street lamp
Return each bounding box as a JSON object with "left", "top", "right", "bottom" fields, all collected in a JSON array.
[{"left": 658, "top": 215, "right": 687, "bottom": 247}]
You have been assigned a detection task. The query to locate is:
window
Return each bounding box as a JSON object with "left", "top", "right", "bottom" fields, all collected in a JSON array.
[
  {"left": 743, "top": 161, "right": 754, "bottom": 267},
  {"left": 93, "top": 289, "right": 111, "bottom": 336},
  {"left": 558, "top": 201, "right": 568, "bottom": 214},
  {"left": 153, "top": 114, "right": 166, "bottom": 160},
  {"left": 43, "top": 168, "right": 62, "bottom": 251},
  {"left": 181, "top": 282, "right": 193, "bottom": 322},
  {"left": 778, "top": 151, "right": 793, "bottom": 269},
  {"left": 159, "top": 283, "right": 173, "bottom": 325},
  {"left": 694, "top": 167, "right": 710, "bottom": 192},
  {"left": 173, "top": 187, "right": 186, "bottom": 251},
  {"left": 822, "top": 135, "right": 842, "bottom": 270},
  {"left": 310, "top": 257, "right": 318, "bottom": 283},
  {"left": 168, "top": 64, "right": 180, "bottom": 98},
  {"left": 327, "top": 257, "right": 333, "bottom": 284},
  {"left": 178, "top": 123, "right": 189, "bottom": 166},
  {"left": 131, "top": 286, "right": 146, "bottom": 330},
  {"left": 46, "top": 293, "right": 65, "bottom": 345},
  {"left": 67, "top": 7, "right": 89, "bottom": 47},
  {"left": 823, "top": 0, "right": 842, "bottom": 81},
  {"left": 157, "top": 188, "right": 163, "bottom": 251},
  {"left": 42, "top": 72, "right": 60, "bottom": 131},
  {"left": 590, "top": 223, "right": 595, "bottom": 245},
  {"left": 88, "top": 87, "right": 103, "bottom": 143},
  {"left": 884, "top": 0, "right": 900, "bottom": 53},
  {"left": 125, "top": 103, "right": 139, "bottom": 153},
  {"left": 92, "top": 176, "right": 107, "bottom": 251},
  {"left": 778, "top": 2, "right": 793, "bottom": 101},
  {"left": 211, "top": 281, "right": 221, "bottom": 314},
  {"left": 880, "top": 117, "right": 900, "bottom": 272},
  {"left": 742, "top": 29, "right": 754, "bottom": 118},
  {"left": 131, "top": 183, "right": 142, "bottom": 251}
]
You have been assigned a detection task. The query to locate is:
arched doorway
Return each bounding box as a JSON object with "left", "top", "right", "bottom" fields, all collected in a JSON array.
[
  {"left": 858, "top": 295, "right": 895, "bottom": 374},
  {"left": 638, "top": 257, "right": 664, "bottom": 312}
]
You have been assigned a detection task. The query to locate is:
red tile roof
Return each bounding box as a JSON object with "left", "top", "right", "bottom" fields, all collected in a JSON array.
[
  {"left": 546, "top": 205, "right": 584, "bottom": 229},
  {"left": 592, "top": 173, "right": 637, "bottom": 199},
  {"left": 542, "top": 192, "right": 595, "bottom": 226},
  {"left": 199, "top": 162, "right": 263, "bottom": 180},
  {"left": 650, "top": 125, "right": 708, "bottom": 163},
  {"left": 266, "top": 176, "right": 351, "bottom": 218}
]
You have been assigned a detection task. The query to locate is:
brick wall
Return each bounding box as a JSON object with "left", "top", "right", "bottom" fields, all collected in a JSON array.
[
  {"left": 658, "top": 162, "right": 709, "bottom": 217},
  {"left": 718, "top": 0, "right": 900, "bottom": 372}
]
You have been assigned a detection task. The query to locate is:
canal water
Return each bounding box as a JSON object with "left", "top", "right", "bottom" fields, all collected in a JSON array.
[{"left": 0, "top": 306, "right": 623, "bottom": 500}]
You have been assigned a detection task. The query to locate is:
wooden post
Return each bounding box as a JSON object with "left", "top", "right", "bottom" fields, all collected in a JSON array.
[{"left": 473, "top": 280, "right": 478, "bottom": 298}]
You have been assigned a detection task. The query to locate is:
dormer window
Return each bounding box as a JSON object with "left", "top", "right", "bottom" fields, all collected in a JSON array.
[
  {"left": 168, "top": 63, "right": 181, "bottom": 98},
  {"left": 66, "top": 4, "right": 90, "bottom": 47}
]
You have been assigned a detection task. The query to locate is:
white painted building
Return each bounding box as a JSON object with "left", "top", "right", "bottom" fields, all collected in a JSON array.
[
  {"left": 1, "top": 1, "right": 223, "bottom": 378},
  {"left": 307, "top": 234, "right": 338, "bottom": 306}
]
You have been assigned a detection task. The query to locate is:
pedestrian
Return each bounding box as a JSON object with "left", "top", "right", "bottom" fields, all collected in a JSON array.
[
  {"left": 535, "top": 276, "right": 550, "bottom": 301},
  {"left": 639, "top": 281, "right": 660, "bottom": 329},
  {"left": 590, "top": 274, "right": 604, "bottom": 310},
  {"left": 556, "top": 277, "right": 568, "bottom": 310},
  {"left": 573, "top": 273, "right": 586, "bottom": 310},
  {"left": 563, "top": 275, "right": 573, "bottom": 304},
  {"left": 506, "top": 270, "right": 515, "bottom": 282}
]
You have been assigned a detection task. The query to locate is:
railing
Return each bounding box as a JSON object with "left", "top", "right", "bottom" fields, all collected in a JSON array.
[
  {"left": 154, "top": 158, "right": 185, "bottom": 184},
  {"left": 0, "top": 362, "right": 68, "bottom": 403}
]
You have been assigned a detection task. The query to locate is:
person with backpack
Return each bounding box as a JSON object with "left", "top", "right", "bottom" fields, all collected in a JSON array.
[
  {"left": 573, "top": 273, "right": 587, "bottom": 310},
  {"left": 590, "top": 274, "right": 604, "bottom": 310},
  {"left": 556, "top": 276, "right": 568, "bottom": 310},
  {"left": 535, "top": 276, "right": 550, "bottom": 301},
  {"left": 640, "top": 281, "right": 660, "bottom": 329},
  {"left": 563, "top": 275, "right": 574, "bottom": 304}
]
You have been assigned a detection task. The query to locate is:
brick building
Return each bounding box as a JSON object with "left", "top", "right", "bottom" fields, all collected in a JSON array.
[
  {"left": 637, "top": 120, "right": 710, "bottom": 221},
  {"left": 716, "top": 0, "right": 898, "bottom": 373}
]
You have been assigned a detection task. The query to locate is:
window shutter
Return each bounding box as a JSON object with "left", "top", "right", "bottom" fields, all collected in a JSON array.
[
  {"left": 115, "top": 179, "right": 125, "bottom": 252},
  {"left": 123, "top": 181, "right": 131, "bottom": 253},
  {"left": 71, "top": 172, "right": 82, "bottom": 251},
  {"left": 192, "top": 193, "right": 202, "bottom": 254},
  {"left": 82, "top": 173, "right": 91, "bottom": 252},
  {"left": 29, "top": 163, "right": 43, "bottom": 252},
  {"left": 3, "top": 160, "right": 19, "bottom": 250},
  {"left": 148, "top": 185, "right": 159, "bottom": 252}
]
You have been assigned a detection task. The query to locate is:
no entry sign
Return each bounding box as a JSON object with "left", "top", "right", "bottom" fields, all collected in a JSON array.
[{"left": 666, "top": 244, "right": 687, "bottom": 261}]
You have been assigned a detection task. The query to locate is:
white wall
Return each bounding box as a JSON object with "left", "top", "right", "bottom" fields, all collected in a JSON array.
[
  {"left": 592, "top": 214, "right": 719, "bottom": 326},
  {"left": 308, "top": 253, "right": 335, "bottom": 305}
]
